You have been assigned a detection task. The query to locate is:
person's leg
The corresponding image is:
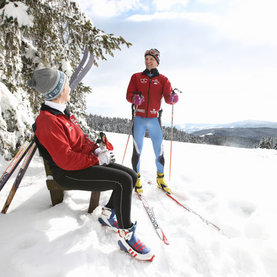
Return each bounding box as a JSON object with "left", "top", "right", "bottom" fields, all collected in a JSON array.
[
  {"left": 147, "top": 118, "right": 164, "bottom": 173},
  {"left": 147, "top": 118, "right": 171, "bottom": 193},
  {"left": 55, "top": 165, "right": 154, "bottom": 261},
  {"left": 55, "top": 165, "right": 133, "bottom": 229},
  {"left": 132, "top": 116, "right": 146, "bottom": 173},
  {"left": 105, "top": 163, "right": 137, "bottom": 208}
]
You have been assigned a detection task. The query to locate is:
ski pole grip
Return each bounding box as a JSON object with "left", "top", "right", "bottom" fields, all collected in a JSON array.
[
  {"left": 96, "top": 132, "right": 106, "bottom": 149},
  {"left": 99, "top": 132, "right": 106, "bottom": 143},
  {"left": 173, "top": 88, "right": 182, "bottom": 94}
]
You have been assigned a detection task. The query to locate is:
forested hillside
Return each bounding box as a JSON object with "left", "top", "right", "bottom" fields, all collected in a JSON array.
[{"left": 86, "top": 114, "right": 267, "bottom": 149}]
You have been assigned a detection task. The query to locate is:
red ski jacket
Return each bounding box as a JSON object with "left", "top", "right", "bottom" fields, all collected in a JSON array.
[
  {"left": 126, "top": 68, "right": 173, "bottom": 118},
  {"left": 35, "top": 104, "right": 112, "bottom": 171}
]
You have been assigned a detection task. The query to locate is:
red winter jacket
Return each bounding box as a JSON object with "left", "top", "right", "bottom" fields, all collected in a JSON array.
[
  {"left": 35, "top": 104, "right": 104, "bottom": 171},
  {"left": 126, "top": 68, "right": 173, "bottom": 118}
]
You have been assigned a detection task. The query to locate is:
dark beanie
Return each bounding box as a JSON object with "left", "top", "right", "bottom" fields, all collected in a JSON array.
[
  {"left": 144, "top": 48, "right": 160, "bottom": 64},
  {"left": 28, "top": 68, "right": 66, "bottom": 100}
]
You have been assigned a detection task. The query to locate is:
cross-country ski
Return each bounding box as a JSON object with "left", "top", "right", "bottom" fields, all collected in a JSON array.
[
  {"left": 136, "top": 192, "right": 169, "bottom": 245},
  {"left": 0, "top": 140, "right": 35, "bottom": 192},
  {"left": 159, "top": 188, "right": 221, "bottom": 232},
  {"left": 1, "top": 143, "right": 37, "bottom": 214}
]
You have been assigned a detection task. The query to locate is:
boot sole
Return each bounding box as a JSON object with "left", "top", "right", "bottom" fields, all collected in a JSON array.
[{"left": 117, "top": 239, "right": 155, "bottom": 262}]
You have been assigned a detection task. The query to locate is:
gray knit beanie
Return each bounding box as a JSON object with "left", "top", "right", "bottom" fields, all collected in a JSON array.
[{"left": 28, "top": 68, "right": 66, "bottom": 100}]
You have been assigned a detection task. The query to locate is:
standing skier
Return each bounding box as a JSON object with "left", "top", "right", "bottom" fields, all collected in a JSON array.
[
  {"left": 126, "top": 48, "right": 179, "bottom": 194},
  {"left": 29, "top": 68, "right": 154, "bottom": 262}
]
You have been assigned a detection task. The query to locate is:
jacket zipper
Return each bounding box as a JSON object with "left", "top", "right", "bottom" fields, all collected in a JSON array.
[{"left": 146, "top": 77, "right": 152, "bottom": 117}]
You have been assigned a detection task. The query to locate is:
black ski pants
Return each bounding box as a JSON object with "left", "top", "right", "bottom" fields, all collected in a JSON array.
[{"left": 54, "top": 163, "right": 137, "bottom": 229}]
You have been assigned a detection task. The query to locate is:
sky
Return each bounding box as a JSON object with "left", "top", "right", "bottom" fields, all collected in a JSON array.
[{"left": 78, "top": 0, "right": 277, "bottom": 126}]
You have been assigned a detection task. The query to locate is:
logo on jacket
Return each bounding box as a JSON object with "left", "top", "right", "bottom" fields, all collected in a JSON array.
[
  {"left": 66, "top": 122, "right": 73, "bottom": 131},
  {"left": 152, "top": 79, "right": 160, "bottom": 85},
  {"left": 70, "top": 116, "right": 79, "bottom": 126},
  {"left": 140, "top": 78, "right": 148, "bottom": 84}
]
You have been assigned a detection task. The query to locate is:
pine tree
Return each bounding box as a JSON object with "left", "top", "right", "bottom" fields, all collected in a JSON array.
[{"left": 0, "top": 0, "right": 131, "bottom": 157}]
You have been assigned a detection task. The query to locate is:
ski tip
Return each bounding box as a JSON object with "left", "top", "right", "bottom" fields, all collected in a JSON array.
[
  {"left": 163, "top": 237, "right": 170, "bottom": 245},
  {"left": 160, "top": 230, "right": 170, "bottom": 245}
]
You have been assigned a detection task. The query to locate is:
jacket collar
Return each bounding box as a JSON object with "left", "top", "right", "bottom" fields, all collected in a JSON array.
[
  {"left": 41, "top": 103, "right": 70, "bottom": 118},
  {"left": 142, "top": 68, "right": 160, "bottom": 77}
]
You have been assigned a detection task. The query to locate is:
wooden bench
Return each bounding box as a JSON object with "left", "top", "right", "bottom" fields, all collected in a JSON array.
[{"left": 43, "top": 159, "right": 100, "bottom": 213}]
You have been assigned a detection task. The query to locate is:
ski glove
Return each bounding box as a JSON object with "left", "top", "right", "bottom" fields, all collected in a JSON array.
[
  {"left": 95, "top": 147, "right": 114, "bottom": 165},
  {"left": 169, "top": 92, "right": 179, "bottom": 104},
  {"left": 132, "top": 94, "right": 145, "bottom": 106}
]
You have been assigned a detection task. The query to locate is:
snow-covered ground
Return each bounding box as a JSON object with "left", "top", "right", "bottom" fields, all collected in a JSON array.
[{"left": 0, "top": 132, "right": 277, "bottom": 277}]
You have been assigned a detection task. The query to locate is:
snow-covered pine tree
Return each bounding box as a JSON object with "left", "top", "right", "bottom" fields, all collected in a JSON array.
[
  {"left": 259, "top": 136, "right": 277, "bottom": 149},
  {"left": 0, "top": 0, "right": 131, "bottom": 158}
]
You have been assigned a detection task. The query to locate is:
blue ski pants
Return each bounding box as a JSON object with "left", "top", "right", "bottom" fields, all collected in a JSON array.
[{"left": 132, "top": 116, "right": 164, "bottom": 174}]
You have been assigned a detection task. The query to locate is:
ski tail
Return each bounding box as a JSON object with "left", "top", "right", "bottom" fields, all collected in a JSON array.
[
  {"left": 137, "top": 192, "right": 169, "bottom": 245},
  {"left": 0, "top": 140, "right": 35, "bottom": 192},
  {"left": 69, "top": 49, "right": 94, "bottom": 92},
  {"left": 1, "top": 143, "right": 37, "bottom": 214},
  {"left": 69, "top": 46, "right": 89, "bottom": 87}
]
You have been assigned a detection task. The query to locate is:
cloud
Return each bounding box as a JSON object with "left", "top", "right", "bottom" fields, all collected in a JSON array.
[
  {"left": 78, "top": 0, "right": 190, "bottom": 19},
  {"left": 126, "top": 0, "right": 277, "bottom": 46},
  {"left": 152, "top": 0, "right": 189, "bottom": 11},
  {"left": 196, "top": 0, "right": 221, "bottom": 4},
  {"left": 127, "top": 10, "right": 219, "bottom": 24},
  {"left": 78, "top": 0, "right": 143, "bottom": 18},
  {"left": 216, "top": 0, "right": 277, "bottom": 45}
]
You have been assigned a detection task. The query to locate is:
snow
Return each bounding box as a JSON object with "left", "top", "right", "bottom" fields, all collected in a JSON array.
[
  {"left": 200, "top": 132, "right": 213, "bottom": 137},
  {"left": 1, "top": 132, "right": 277, "bottom": 277},
  {"left": 1, "top": 1, "right": 34, "bottom": 27},
  {"left": 0, "top": 82, "right": 34, "bottom": 158}
]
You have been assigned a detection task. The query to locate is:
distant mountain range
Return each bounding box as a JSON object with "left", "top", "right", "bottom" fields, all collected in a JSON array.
[
  {"left": 192, "top": 127, "right": 277, "bottom": 141},
  {"left": 175, "top": 120, "right": 277, "bottom": 133}
]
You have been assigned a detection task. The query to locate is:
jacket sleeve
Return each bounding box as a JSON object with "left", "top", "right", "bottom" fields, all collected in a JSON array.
[
  {"left": 36, "top": 118, "right": 99, "bottom": 171},
  {"left": 162, "top": 77, "right": 173, "bottom": 104},
  {"left": 126, "top": 74, "right": 138, "bottom": 103}
]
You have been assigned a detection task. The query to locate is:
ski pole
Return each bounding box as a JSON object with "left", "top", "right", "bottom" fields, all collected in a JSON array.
[
  {"left": 169, "top": 88, "right": 182, "bottom": 182},
  {"left": 121, "top": 134, "right": 131, "bottom": 164},
  {"left": 122, "top": 92, "right": 141, "bottom": 165},
  {"left": 169, "top": 105, "right": 174, "bottom": 182},
  {"left": 122, "top": 105, "right": 138, "bottom": 164}
]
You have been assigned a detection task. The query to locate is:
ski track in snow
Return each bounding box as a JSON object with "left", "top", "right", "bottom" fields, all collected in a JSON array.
[{"left": 0, "top": 132, "right": 277, "bottom": 277}]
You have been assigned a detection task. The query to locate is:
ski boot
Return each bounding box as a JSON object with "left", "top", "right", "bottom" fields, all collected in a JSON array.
[
  {"left": 134, "top": 173, "right": 143, "bottom": 194},
  {"left": 157, "top": 172, "right": 171, "bottom": 194},
  {"left": 118, "top": 222, "right": 155, "bottom": 261},
  {"left": 98, "top": 206, "right": 119, "bottom": 232}
]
